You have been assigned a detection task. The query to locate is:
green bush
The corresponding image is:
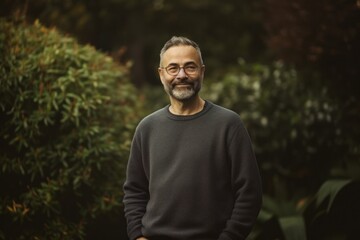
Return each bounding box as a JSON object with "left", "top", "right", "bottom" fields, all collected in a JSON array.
[
  {"left": 0, "top": 18, "right": 140, "bottom": 239},
  {"left": 203, "top": 61, "right": 350, "bottom": 194},
  {"left": 202, "top": 60, "right": 360, "bottom": 239}
]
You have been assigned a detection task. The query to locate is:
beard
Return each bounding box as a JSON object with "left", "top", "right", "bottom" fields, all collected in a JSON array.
[{"left": 163, "top": 78, "right": 202, "bottom": 101}]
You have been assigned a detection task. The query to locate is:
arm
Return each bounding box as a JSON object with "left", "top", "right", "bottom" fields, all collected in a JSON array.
[
  {"left": 123, "top": 133, "right": 149, "bottom": 240},
  {"left": 218, "top": 124, "right": 262, "bottom": 240}
]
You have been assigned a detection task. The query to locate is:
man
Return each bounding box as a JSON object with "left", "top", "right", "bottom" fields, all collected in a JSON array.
[{"left": 123, "top": 36, "right": 262, "bottom": 240}]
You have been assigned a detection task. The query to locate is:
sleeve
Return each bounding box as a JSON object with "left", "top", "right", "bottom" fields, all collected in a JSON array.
[
  {"left": 218, "top": 123, "right": 262, "bottom": 240},
  {"left": 123, "top": 131, "right": 149, "bottom": 240}
]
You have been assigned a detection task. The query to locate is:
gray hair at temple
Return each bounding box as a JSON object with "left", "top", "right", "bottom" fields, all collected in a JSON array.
[{"left": 159, "top": 36, "right": 204, "bottom": 65}]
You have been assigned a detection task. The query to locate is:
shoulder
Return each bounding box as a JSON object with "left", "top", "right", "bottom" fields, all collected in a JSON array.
[
  {"left": 210, "top": 102, "right": 239, "bottom": 116},
  {"left": 208, "top": 101, "right": 243, "bottom": 124},
  {"left": 136, "top": 106, "right": 168, "bottom": 131}
]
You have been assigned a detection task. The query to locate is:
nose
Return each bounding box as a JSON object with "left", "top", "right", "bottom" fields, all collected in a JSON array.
[{"left": 176, "top": 67, "right": 187, "bottom": 78}]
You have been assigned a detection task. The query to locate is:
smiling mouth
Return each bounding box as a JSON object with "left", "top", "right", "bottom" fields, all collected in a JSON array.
[{"left": 173, "top": 83, "right": 191, "bottom": 88}]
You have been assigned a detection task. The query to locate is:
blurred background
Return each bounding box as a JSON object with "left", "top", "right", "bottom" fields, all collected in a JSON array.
[{"left": 1, "top": 0, "right": 360, "bottom": 239}]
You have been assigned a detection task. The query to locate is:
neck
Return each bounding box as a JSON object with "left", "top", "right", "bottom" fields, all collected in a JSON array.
[{"left": 169, "top": 96, "right": 205, "bottom": 116}]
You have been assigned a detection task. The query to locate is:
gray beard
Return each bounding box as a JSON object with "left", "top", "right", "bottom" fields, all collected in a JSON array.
[{"left": 170, "top": 87, "right": 197, "bottom": 101}]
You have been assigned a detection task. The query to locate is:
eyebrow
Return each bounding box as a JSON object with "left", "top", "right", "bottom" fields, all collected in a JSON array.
[{"left": 167, "top": 61, "right": 197, "bottom": 66}]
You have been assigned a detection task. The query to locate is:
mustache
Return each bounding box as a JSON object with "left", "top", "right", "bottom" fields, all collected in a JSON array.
[{"left": 171, "top": 79, "right": 193, "bottom": 86}]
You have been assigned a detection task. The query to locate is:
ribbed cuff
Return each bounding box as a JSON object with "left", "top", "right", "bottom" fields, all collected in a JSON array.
[{"left": 128, "top": 228, "right": 143, "bottom": 240}]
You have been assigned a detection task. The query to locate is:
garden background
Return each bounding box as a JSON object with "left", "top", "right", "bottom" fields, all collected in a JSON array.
[{"left": 1, "top": 0, "right": 360, "bottom": 239}]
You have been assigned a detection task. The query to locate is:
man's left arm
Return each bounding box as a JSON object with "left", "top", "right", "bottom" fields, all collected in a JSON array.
[{"left": 218, "top": 124, "right": 262, "bottom": 240}]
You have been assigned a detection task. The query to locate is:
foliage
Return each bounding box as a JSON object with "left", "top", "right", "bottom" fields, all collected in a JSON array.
[
  {"left": 0, "top": 0, "right": 266, "bottom": 86},
  {"left": 204, "top": 61, "right": 357, "bottom": 194},
  {"left": 202, "top": 60, "right": 360, "bottom": 239},
  {"left": 303, "top": 180, "right": 360, "bottom": 239},
  {"left": 248, "top": 180, "right": 360, "bottom": 240},
  {"left": 264, "top": 0, "right": 360, "bottom": 155},
  {"left": 1, "top": 0, "right": 359, "bottom": 238},
  {"left": 0, "top": 18, "right": 140, "bottom": 239},
  {"left": 264, "top": 0, "right": 360, "bottom": 91}
]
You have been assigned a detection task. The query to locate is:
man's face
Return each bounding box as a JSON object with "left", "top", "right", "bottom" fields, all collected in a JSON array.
[{"left": 158, "top": 45, "right": 205, "bottom": 101}]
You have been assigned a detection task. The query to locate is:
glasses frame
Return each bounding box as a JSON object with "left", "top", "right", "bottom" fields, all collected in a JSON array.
[{"left": 160, "top": 63, "right": 202, "bottom": 76}]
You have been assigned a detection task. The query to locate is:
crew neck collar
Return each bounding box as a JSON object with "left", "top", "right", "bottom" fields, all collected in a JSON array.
[{"left": 165, "top": 100, "right": 212, "bottom": 121}]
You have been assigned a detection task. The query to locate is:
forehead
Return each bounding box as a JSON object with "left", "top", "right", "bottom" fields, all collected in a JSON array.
[{"left": 161, "top": 45, "right": 201, "bottom": 65}]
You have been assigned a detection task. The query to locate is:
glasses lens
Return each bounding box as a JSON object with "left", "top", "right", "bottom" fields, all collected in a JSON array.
[
  {"left": 166, "top": 66, "right": 179, "bottom": 75},
  {"left": 184, "top": 65, "right": 198, "bottom": 74},
  {"left": 165, "top": 64, "right": 199, "bottom": 76}
]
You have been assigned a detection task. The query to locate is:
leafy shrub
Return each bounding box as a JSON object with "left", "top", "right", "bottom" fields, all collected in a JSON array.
[
  {"left": 202, "top": 60, "right": 360, "bottom": 239},
  {"left": 0, "top": 18, "right": 140, "bottom": 239},
  {"left": 248, "top": 179, "right": 360, "bottom": 240},
  {"left": 203, "top": 60, "right": 353, "bottom": 195}
]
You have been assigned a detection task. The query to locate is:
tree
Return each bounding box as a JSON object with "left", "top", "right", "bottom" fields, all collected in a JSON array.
[
  {"left": 264, "top": 0, "right": 360, "bottom": 85},
  {"left": 264, "top": 0, "right": 360, "bottom": 177},
  {"left": 0, "top": 0, "right": 267, "bottom": 86},
  {"left": 0, "top": 18, "right": 140, "bottom": 239}
]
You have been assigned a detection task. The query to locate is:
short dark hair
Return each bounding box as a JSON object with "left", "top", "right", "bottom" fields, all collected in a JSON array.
[{"left": 159, "top": 36, "right": 203, "bottom": 65}]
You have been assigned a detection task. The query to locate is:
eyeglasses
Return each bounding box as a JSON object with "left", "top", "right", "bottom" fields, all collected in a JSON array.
[{"left": 160, "top": 64, "right": 200, "bottom": 76}]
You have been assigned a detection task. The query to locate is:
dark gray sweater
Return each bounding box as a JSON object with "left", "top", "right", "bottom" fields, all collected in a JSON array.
[{"left": 123, "top": 101, "right": 262, "bottom": 240}]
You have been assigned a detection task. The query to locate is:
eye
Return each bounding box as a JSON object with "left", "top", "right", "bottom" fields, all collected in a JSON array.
[
  {"left": 185, "top": 65, "right": 198, "bottom": 73},
  {"left": 166, "top": 65, "right": 179, "bottom": 74}
]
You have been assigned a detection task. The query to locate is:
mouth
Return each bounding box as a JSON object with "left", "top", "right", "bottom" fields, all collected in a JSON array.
[
  {"left": 173, "top": 84, "right": 192, "bottom": 91},
  {"left": 173, "top": 81, "right": 192, "bottom": 87}
]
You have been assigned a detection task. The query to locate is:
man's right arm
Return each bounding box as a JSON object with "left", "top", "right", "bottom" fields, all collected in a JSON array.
[{"left": 123, "top": 134, "right": 149, "bottom": 240}]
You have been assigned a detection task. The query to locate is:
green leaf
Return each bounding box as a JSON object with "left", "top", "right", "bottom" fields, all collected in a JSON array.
[
  {"left": 315, "top": 179, "right": 352, "bottom": 212},
  {"left": 278, "top": 216, "right": 307, "bottom": 240}
]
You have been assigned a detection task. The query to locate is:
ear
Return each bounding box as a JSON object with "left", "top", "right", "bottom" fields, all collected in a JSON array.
[
  {"left": 201, "top": 65, "right": 205, "bottom": 78},
  {"left": 158, "top": 68, "right": 165, "bottom": 84}
]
